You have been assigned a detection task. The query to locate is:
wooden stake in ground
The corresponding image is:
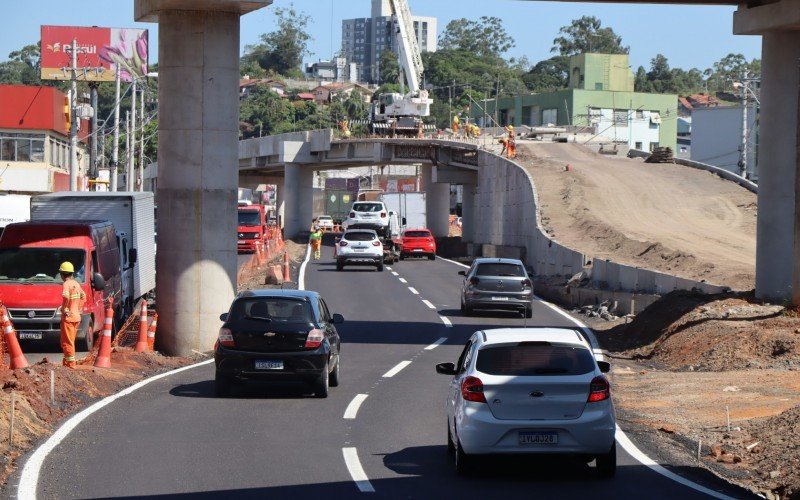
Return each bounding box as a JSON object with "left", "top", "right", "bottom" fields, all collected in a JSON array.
[
  {"left": 9, "top": 391, "right": 15, "bottom": 449},
  {"left": 50, "top": 370, "right": 55, "bottom": 405}
]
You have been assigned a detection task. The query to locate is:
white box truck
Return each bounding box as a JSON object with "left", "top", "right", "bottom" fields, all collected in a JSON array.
[
  {"left": 30, "top": 192, "right": 156, "bottom": 317},
  {"left": 0, "top": 194, "right": 31, "bottom": 235},
  {"left": 380, "top": 192, "right": 427, "bottom": 232}
]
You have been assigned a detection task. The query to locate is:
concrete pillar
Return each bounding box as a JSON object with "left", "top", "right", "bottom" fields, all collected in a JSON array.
[
  {"left": 284, "top": 164, "right": 314, "bottom": 238},
  {"left": 461, "top": 183, "right": 476, "bottom": 242},
  {"left": 275, "top": 177, "right": 285, "bottom": 229},
  {"left": 422, "top": 164, "right": 451, "bottom": 238},
  {"left": 136, "top": 1, "right": 271, "bottom": 355}
]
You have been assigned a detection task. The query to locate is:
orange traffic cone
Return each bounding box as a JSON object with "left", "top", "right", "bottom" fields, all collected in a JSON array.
[
  {"left": 94, "top": 298, "right": 114, "bottom": 368},
  {"left": 135, "top": 301, "right": 149, "bottom": 352},
  {"left": 283, "top": 252, "right": 291, "bottom": 282},
  {"left": 0, "top": 303, "right": 29, "bottom": 369},
  {"left": 147, "top": 313, "right": 158, "bottom": 351}
]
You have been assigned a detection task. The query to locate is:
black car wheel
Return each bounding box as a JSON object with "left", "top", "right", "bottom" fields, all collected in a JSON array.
[
  {"left": 377, "top": 263, "right": 384, "bottom": 272},
  {"left": 78, "top": 319, "right": 95, "bottom": 351},
  {"left": 215, "top": 372, "right": 236, "bottom": 398},
  {"left": 596, "top": 441, "right": 617, "bottom": 478},
  {"left": 399, "top": 253, "right": 405, "bottom": 260},
  {"left": 329, "top": 354, "right": 340, "bottom": 387},
  {"left": 314, "top": 360, "right": 330, "bottom": 398},
  {"left": 428, "top": 254, "right": 435, "bottom": 261},
  {"left": 336, "top": 261, "right": 344, "bottom": 272},
  {"left": 524, "top": 307, "right": 532, "bottom": 319},
  {"left": 454, "top": 431, "right": 473, "bottom": 475},
  {"left": 447, "top": 420, "right": 455, "bottom": 454}
]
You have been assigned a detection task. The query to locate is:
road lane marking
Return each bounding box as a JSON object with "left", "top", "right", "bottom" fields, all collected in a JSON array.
[
  {"left": 425, "top": 337, "right": 448, "bottom": 350},
  {"left": 398, "top": 278, "right": 407, "bottom": 284},
  {"left": 391, "top": 271, "right": 399, "bottom": 276},
  {"left": 383, "top": 360, "right": 412, "bottom": 378},
  {"left": 386, "top": 266, "right": 392, "bottom": 271},
  {"left": 408, "top": 287, "right": 419, "bottom": 295},
  {"left": 17, "top": 358, "right": 216, "bottom": 500},
  {"left": 342, "top": 448, "right": 375, "bottom": 493},
  {"left": 344, "top": 394, "right": 369, "bottom": 420},
  {"left": 421, "top": 299, "right": 435, "bottom": 309},
  {"left": 297, "top": 242, "right": 312, "bottom": 290},
  {"left": 440, "top": 316, "right": 453, "bottom": 328},
  {"left": 436, "top": 256, "right": 469, "bottom": 269}
]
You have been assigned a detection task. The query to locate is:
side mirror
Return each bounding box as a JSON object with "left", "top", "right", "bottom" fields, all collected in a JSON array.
[
  {"left": 219, "top": 313, "right": 229, "bottom": 322},
  {"left": 332, "top": 313, "right": 344, "bottom": 324},
  {"left": 458, "top": 270, "right": 466, "bottom": 276},
  {"left": 435, "top": 362, "right": 457, "bottom": 375},
  {"left": 91, "top": 273, "right": 105, "bottom": 291},
  {"left": 597, "top": 360, "right": 611, "bottom": 374},
  {"left": 402, "top": 217, "right": 407, "bottom": 226},
  {"left": 128, "top": 248, "right": 138, "bottom": 265},
  {"left": 593, "top": 349, "right": 611, "bottom": 373},
  {"left": 526, "top": 266, "right": 535, "bottom": 276}
]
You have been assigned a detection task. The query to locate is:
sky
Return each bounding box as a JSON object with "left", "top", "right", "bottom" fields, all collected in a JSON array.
[{"left": 0, "top": 0, "right": 761, "bottom": 73}]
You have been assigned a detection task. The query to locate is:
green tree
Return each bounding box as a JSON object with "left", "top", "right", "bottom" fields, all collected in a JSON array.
[
  {"left": 378, "top": 49, "right": 399, "bottom": 85},
  {"left": 243, "top": 6, "right": 312, "bottom": 78},
  {"left": 552, "top": 16, "right": 628, "bottom": 56},
  {"left": 523, "top": 55, "right": 569, "bottom": 93},
  {"left": 704, "top": 53, "right": 760, "bottom": 93},
  {"left": 438, "top": 17, "right": 515, "bottom": 59},
  {"left": 0, "top": 43, "right": 44, "bottom": 85}
]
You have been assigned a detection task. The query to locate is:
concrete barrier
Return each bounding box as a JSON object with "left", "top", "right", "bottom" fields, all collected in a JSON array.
[{"left": 627, "top": 149, "right": 758, "bottom": 194}]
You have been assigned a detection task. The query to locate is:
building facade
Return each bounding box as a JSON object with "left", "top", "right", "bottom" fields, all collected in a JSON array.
[
  {"left": 341, "top": 0, "right": 437, "bottom": 84},
  {"left": 691, "top": 105, "right": 758, "bottom": 181},
  {"left": 471, "top": 54, "right": 678, "bottom": 152},
  {"left": 0, "top": 85, "right": 89, "bottom": 193}
]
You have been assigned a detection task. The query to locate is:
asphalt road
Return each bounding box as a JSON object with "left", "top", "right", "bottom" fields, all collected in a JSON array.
[{"left": 20, "top": 240, "right": 752, "bottom": 498}]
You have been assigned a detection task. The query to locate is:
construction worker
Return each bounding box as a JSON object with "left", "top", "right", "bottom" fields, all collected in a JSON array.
[
  {"left": 452, "top": 115, "right": 460, "bottom": 135},
  {"left": 505, "top": 124, "right": 517, "bottom": 159},
  {"left": 309, "top": 226, "right": 323, "bottom": 260},
  {"left": 59, "top": 262, "right": 85, "bottom": 368}
]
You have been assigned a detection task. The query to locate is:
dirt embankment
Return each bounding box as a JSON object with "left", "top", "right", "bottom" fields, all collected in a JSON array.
[
  {"left": 517, "top": 142, "right": 757, "bottom": 291},
  {"left": 588, "top": 292, "right": 800, "bottom": 498}
]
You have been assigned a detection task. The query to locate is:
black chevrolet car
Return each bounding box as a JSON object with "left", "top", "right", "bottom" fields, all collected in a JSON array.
[{"left": 214, "top": 290, "right": 343, "bottom": 398}]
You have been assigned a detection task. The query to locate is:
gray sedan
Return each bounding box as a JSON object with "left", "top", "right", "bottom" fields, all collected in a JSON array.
[{"left": 459, "top": 258, "right": 534, "bottom": 318}]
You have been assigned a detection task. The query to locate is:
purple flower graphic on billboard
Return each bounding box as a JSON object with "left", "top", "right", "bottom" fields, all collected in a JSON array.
[{"left": 99, "top": 29, "right": 148, "bottom": 82}]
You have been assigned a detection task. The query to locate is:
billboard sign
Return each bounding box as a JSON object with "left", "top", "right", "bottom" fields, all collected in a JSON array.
[{"left": 41, "top": 26, "right": 148, "bottom": 82}]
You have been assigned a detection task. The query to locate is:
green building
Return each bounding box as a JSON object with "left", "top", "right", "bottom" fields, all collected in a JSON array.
[{"left": 470, "top": 53, "right": 677, "bottom": 151}]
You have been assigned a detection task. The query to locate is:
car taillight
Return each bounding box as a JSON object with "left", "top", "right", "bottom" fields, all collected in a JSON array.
[
  {"left": 350, "top": 212, "right": 355, "bottom": 218},
  {"left": 469, "top": 277, "right": 480, "bottom": 286},
  {"left": 461, "top": 376, "right": 486, "bottom": 403},
  {"left": 305, "top": 328, "right": 325, "bottom": 349},
  {"left": 218, "top": 327, "right": 235, "bottom": 347},
  {"left": 372, "top": 240, "right": 382, "bottom": 246},
  {"left": 339, "top": 240, "right": 348, "bottom": 247},
  {"left": 380, "top": 212, "right": 386, "bottom": 218},
  {"left": 588, "top": 376, "right": 610, "bottom": 403},
  {"left": 522, "top": 278, "right": 532, "bottom": 288}
]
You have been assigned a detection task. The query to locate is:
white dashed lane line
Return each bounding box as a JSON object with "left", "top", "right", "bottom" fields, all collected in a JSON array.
[
  {"left": 342, "top": 448, "right": 375, "bottom": 493},
  {"left": 408, "top": 287, "right": 419, "bottom": 295},
  {"left": 421, "top": 299, "right": 435, "bottom": 309},
  {"left": 382, "top": 360, "right": 412, "bottom": 378},
  {"left": 391, "top": 271, "right": 399, "bottom": 276},
  {"left": 343, "top": 394, "right": 369, "bottom": 420},
  {"left": 398, "top": 278, "right": 408, "bottom": 284},
  {"left": 440, "top": 316, "right": 453, "bottom": 328},
  {"left": 424, "top": 337, "right": 448, "bottom": 350}
]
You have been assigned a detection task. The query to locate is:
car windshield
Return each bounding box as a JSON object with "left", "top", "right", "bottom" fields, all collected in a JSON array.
[
  {"left": 477, "top": 342, "right": 595, "bottom": 376},
  {"left": 344, "top": 232, "right": 376, "bottom": 242},
  {"left": 238, "top": 211, "right": 261, "bottom": 226},
  {"left": 229, "top": 298, "right": 314, "bottom": 326},
  {"left": 475, "top": 263, "right": 525, "bottom": 277},
  {"left": 353, "top": 203, "right": 382, "bottom": 213},
  {"left": 404, "top": 231, "right": 431, "bottom": 238},
  {"left": 0, "top": 248, "right": 86, "bottom": 284}
]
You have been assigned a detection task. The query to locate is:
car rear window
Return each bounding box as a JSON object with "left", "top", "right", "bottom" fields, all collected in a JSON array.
[
  {"left": 318, "top": 216, "right": 332, "bottom": 220},
  {"left": 344, "top": 231, "right": 376, "bottom": 242},
  {"left": 404, "top": 231, "right": 431, "bottom": 238},
  {"left": 475, "top": 263, "right": 525, "bottom": 277},
  {"left": 353, "top": 203, "right": 382, "bottom": 212},
  {"left": 228, "top": 298, "right": 314, "bottom": 327},
  {"left": 476, "top": 343, "right": 595, "bottom": 376}
]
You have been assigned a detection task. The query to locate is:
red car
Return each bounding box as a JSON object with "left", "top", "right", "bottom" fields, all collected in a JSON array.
[{"left": 400, "top": 229, "right": 436, "bottom": 260}]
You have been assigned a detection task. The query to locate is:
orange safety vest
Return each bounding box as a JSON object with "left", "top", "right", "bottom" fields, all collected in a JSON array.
[{"left": 61, "top": 277, "right": 86, "bottom": 324}]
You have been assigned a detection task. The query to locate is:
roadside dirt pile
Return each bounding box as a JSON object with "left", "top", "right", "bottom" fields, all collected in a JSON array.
[
  {"left": 237, "top": 239, "right": 307, "bottom": 292},
  {"left": 0, "top": 351, "right": 195, "bottom": 489},
  {"left": 518, "top": 142, "right": 757, "bottom": 291},
  {"left": 598, "top": 291, "right": 799, "bottom": 371}
]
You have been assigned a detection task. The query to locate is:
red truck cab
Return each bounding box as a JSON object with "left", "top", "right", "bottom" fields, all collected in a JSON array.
[
  {"left": 237, "top": 204, "right": 267, "bottom": 253},
  {"left": 0, "top": 221, "right": 120, "bottom": 350}
]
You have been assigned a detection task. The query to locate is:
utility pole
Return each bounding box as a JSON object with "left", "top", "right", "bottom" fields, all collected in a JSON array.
[
  {"left": 139, "top": 83, "right": 145, "bottom": 191},
  {"left": 129, "top": 79, "right": 137, "bottom": 191},
  {"left": 111, "top": 70, "right": 121, "bottom": 192},
  {"left": 68, "top": 39, "right": 79, "bottom": 191},
  {"left": 90, "top": 83, "right": 98, "bottom": 182},
  {"left": 495, "top": 73, "right": 500, "bottom": 126},
  {"left": 739, "top": 75, "right": 749, "bottom": 179},
  {"left": 125, "top": 111, "right": 131, "bottom": 191}
]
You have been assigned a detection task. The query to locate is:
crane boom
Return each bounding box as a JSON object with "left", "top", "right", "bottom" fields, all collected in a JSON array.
[{"left": 388, "top": 0, "right": 423, "bottom": 93}]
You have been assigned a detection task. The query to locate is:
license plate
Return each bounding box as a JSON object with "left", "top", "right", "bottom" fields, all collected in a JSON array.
[
  {"left": 413, "top": 249, "right": 423, "bottom": 252},
  {"left": 492, "top": 296, "right": 510, "bottom": 301},
  {"left": 354, "top": 248, "right": 365, "bottom": 252},
  {"left": 519, "top": 432, "right": 558, "bottom": 445},
  {"left": 255, "top": 360, "right": 284, "bottom": 370},
  {"left": 18, "top": 331, "right": 44, "bottom": 340}
]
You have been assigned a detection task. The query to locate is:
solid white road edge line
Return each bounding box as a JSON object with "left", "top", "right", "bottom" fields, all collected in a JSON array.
[
  {"left": 437, "top": 256, "right": 736, "bottom": 496},
  {"left": 408, "top": 287, "right": 419, "bottom": 295},
  {"left": 421, "top": 299, "right": 436, "bottom": 309},
  {"left": 398, "top": 278, "right": 408, "bottom": 284},
  {"left": 532, "top": 293, "right": 736, "bottom": 499},
  {"left": 425, "top": 337, "right": 448, "bottom": 350},
  {"left": 342, "top": 448, "right": 375, "bottom": 493},
  {"left": 343, "top": 394, "right": 369, "bottom": 420},
  {"left": 297, "top": 242, "right": 312, "bottom": 291},
  {"left": 17, "top": 358, "right": 216, "bottom": 500},
  {"left": 382, "top": 360, "right": 412, "bottom": 378},
  {"left": 440, "top": 316, "right": 453, "bottom": 328}
]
